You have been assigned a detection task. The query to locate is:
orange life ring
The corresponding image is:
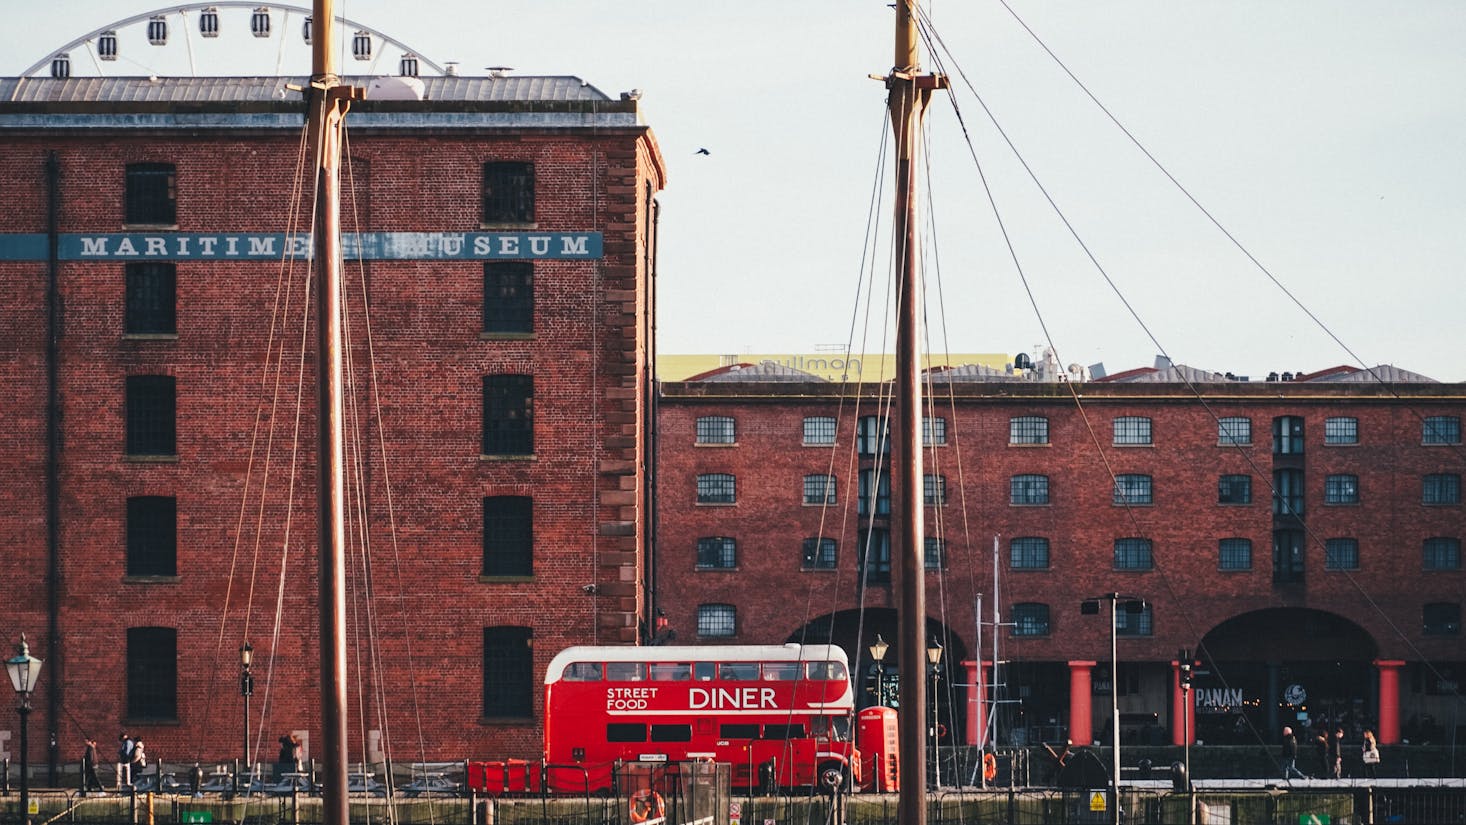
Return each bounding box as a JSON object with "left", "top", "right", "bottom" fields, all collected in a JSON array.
[
  {"left": 982, "top": 752, "right": 998, "bottom": 782},
  {"left": 629, "top": 788, "right": 665, "bottom": 823}
]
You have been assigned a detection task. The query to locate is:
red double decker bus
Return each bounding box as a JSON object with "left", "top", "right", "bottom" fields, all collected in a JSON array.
[{"left": 541, "top": 643, "right": 862, "bottom": 793}]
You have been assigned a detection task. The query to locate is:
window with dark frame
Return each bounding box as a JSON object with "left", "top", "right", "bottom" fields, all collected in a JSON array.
[
  {"left": 1218, "top": 474, "right": 1252, "bottom": 504},
  {"left": 1113, "top": 416, "right": 1152, "bottom": 445},
  {"left": 696, "top": 473, "right": 736, "bottom": 504},
  {"left": 1424, "top": 537, "right": 1461, "bottom": 570},
  {"left": 126, "top": 375, "right": 176, "bottom": 456},
  {"left": 482, "top": 496, "right": 532, "bottom": 576},
  {"left": 1010, "top": 537, "right": 1050, "bottom": 569},
  {"left": 1325, "top": 417, "right": 1358, "bottom": 445},
  {"left": 803, "top": 474, "right": 836, "bottom": 505},
  {"left": 858, "top": 469, "right": 890, "bottom": 516},
  {"left": 697, "top": 604, "right": 736, "bottom": 637},
  {"left": 482, "top": 626, "right": 534, "bottom": 717},
  {"left": 856, "top": 415, "right": 890, "bottom": 456},
  {"left": 1010, "top": 474, "right": 1049, "bottom": 505},
  {"left": 1115, "top": 604, "right": 1154, "bottom": 636},
  {"left": 126, "top": 496, "right": 176, "bottom": 577},
  {"left": 803, "top": 416, "right": 836, "bottom": 445},
  {"left": 1424, "top": 416, "right": 1461, "bottom": 445},
  {"left": 923, "top": 474, "right": 947, "bottom": 506},
  {"left": 1011, "top": 603, "right": 1050, "bottom": 636},
  {"left": 924, "top": 536, "right": 946, "bottom": 570},
  {"left": 923, "top": 416, "right": 947, "bottom": 446},
  {"left": 126, "top": 627, "right": 177, "bottom": 719},
  {"left": 482, "top": 161, "right": 534, "bottom": 224},
  {"left": 1114, "top": 537, "right": 1154, "bottom": 570},
  {"left": 482, "top": 374, "right": 533, "bottom": 455},
  {"left": 1009, "top": 416, "right": 1048, "bottom": 445},
  {"left": 125, "top": 263, "right": 176, "bottom": 334},
  {"left": 696, "top": 536, "right": 737, "bottom": 569},
  {"left": 1424, "top": 473, "right": 1462, "bottom": 505},
  {"left": 1324, "top": 474, "right": 1360, "bottom": 505},
  {"left": 1218, "top": 538, "right": 1252, "bottom": 570},
  {"left": 1273, "top": 416, "right": 1305, "bottom": 455},
  {"left": 1217, "top": 417, "right": 1252, "bottom": 446},
  {"left": 1113, "top": 474, "right": 1153, "bottom": 505},
  {"left": 483, "top": 262, "right": 533, "bottom": 334},
  {"left": 1325, "top": 538, "right": 1359, "bottom": 570},
  {"left": 125, "top": 162, "right": 176, "bottom": 225},
  {"left": 1423, "top": 603, "right": 1461, "bottom": 636},
  {"left": 801, "top": 536, "right": 837, "bottom": 570},
  {"left": 1273, "top": 468, "right": 1305, "bottom": 516},
  {"left": 696, "top": 416, "right": 736, "bottom": 444},
  {"left": 858, "top": 528, "right": 890, "bottom": 583},
  {"left": 1274, "top": 529, "right": 1305, "bottom": 583}
]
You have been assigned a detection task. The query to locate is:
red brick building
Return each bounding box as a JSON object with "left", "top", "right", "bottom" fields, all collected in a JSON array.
[
  {"left": 0, "top": 74, "right": 664, "bottom": 772},
  {"left": 654, "top": 361, "right": 1465, "bottom": 750}
]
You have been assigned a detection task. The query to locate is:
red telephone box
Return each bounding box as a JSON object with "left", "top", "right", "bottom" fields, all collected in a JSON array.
[{"left": 857, "top": 706, "right": 899, "bottom": 792}]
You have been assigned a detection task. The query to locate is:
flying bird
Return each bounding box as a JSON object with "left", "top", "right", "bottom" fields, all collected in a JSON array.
[{"left": 694, "top": 148, "right": 710, "bottom": 155}]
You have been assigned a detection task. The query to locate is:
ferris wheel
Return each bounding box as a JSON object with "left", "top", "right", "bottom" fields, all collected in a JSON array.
[{"left": 22, "top": 2, "right": 449, "bottom": 79}]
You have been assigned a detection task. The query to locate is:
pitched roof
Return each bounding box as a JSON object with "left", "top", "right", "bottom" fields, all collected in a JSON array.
[{"left": 0, "top": 74, "right": 612, "bottom": 104}]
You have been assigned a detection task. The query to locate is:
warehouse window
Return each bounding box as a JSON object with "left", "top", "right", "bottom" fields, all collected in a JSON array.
[
  {"left": 125, "top": 163, "right": 176, "bottom": 225},
  {"left": 126, "top": 375, "right": 176, "bottom": 457},
  {"left": 482, "top": 374, "right": 533, "bottom": 455},
  {"left": 1423, "top": 416, "right": 1461, "bottom": 445},
  {"left": 697, "top": 536, "right": 737, "bottom": 569},
  {"left": 1424, "top": 473, "right": 1462, "bottom": 505},
  {"left": 924, "top": 474, "right": 947, "bottom": 506},
  {"left": 801, "top": 537, "right": 836, "bottom": 570},
  {"left": 697, "top": 604, "right": 737, "bottom": 637},
  {"left": 125, "top": 263, "right": 176, "bottom": 335},
  {"left": 924, "top": 537, "right": 946, "bottom": 570},
  {"left": 482, "top": 161, "right": 534, "bottom": 224},
  {"left": 1011, "top": 603, "right": 1050, "bottom": 637},
  {"left": 1010, "top": 537, "right": 1050, "bottom": 570},
  {"left": 1273, "top": 469, "right": 1304, "bottom": 516},
  {"left": 1113, "top": 474, "right": 1153, "bottom": 506},
  {"left": 803, "top": 474, "right": 836, "bottom": 505},
  {"left": 1325, "top": 417, "right": 1358, "bottom": 445},
  {"left": 1217, "top": 417, "right": 1252, "bottom": 446},
  {"left": 1218, "top": 538, "right": 1252, "bottom": 571},
  {"left": 1113, "top": 416, "right": 1152, "bottom": 445},
  {"left": 482, "top": 496, "right": 532, "bottom": 577},
  {"left": 696, "top": 473, "right": 736, "bottom": 504},
  {"left": 923, "top": 416, "right": 947, "bottom": 446},
  {"left": 1009, "top": 416, "right": 1049, "bottom": 445},
  {"left": 127, "top": 627, "right": 177, "bottom": 720},
  {"left": 856, "top": 415, "right": 890, "bottom": 456},
  {"left": 1324, "top": 474, "right": 1359, "bottom": 505},
  {"left": 803, "top": 416, "right": 836, "bottom": 445},
  {"left": 483, "top": 262, "right": 533, "bottom": 334},
  {"left": 126, "top": 496, "right": 176, "bottom": 577},
  {"left": 1115, "top": 604, "right": 1153, "bottom": 637},
  {"left": 1114, "top": 538, "right": 1153, "bottom": 570},
  {"left": 696, "top": 416, "right": 736, "bottom": 444},
  {"left": 1218, "top": 474, "right": 1252, "bottom": 505},
  {"left": 858, "top": 469, "right": 890, "bottom": 516},
  {"left": 1273, "top": 416, "right": 1305, "bottom": 455},
  {"left": 1424, "top": 537, "right": 1461, "bottom": 571},
  {"left": 858, "top": 528, "right": 890, "bottom": 584},
  {"left": 1423, "top": 603, "right": 1461, "bottom": 636},
  {"left": 1325, "top": 538, "right": 1359, "bottom": 571},
  {"left": 483, "top": 626, "right": 534, "bottom": 717},
  {"left": 1010, "top": 474, "right": 1049, "bottom": 505}
]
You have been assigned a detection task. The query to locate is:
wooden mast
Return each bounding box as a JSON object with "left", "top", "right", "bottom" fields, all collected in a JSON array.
[
  {"left": 887, "top": 3, "right": 945, "bottom": 823},
  {"left": 307, "top": 2, "right": 360, "bottom": 824}
]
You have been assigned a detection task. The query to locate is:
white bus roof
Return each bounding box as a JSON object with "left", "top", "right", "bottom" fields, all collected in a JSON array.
[{"left": 544, "top": 643, "right": 849, "bottom": 684}]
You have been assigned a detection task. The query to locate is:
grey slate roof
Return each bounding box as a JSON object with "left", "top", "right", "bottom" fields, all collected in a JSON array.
[
  {"left": 1112, "top": 364, "right": 1231, "bottom": 384},
  {"left": 927, "top": 363, "right": 1024, "bottom": 382},
  {"left": 1, "top": 74, "right": 611, "bottom": 104},
  {"left": 1309, "top": 365, "right": 1438, "bottom": 384},
  {"left": 695, "top": 362, "right": 828, "bottom": 383}
]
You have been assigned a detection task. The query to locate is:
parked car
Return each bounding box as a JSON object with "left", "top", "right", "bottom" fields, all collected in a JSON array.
[{"left": 402, "top": 773, "right": 461, "bottom": 798}]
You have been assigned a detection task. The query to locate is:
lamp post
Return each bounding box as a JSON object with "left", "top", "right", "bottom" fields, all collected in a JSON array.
[
  {"left": 868, "top": 634, "right": 889, "bottom": 706},
  {"left": 1179, "top": 648, "right": 1194, "bottom": 825},
  {"left": 926, "top": 638, "right": 943, "bottom": 790},
  {"left": 7, "top": 635, "right": 44, "bottom": 825},
  {"left": 240, "top": 643, "right": 254, "bottom": 795},
  {"left": 1082, "top": 594, "right": 1145, "bottom": 825}
]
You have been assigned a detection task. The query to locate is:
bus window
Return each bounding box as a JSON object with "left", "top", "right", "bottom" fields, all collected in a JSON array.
[
  {"left": 762, "top": 662, "right": 800, "bottom": 681},
  {"left": 607, "top": 723, "right": 647, "bottom": 742},
  {"left": 763, "top": 723, "right": 807, "bottom": 740},
  {"left": 649, "top": 663, "right": 691, "bottom": 681},
  {"left": 806, "top": 660, "right": 847, "bottom": 680},
  {"left": 720, "top": 723, "right": 760, "bottom": 739},
  {"left": 606, "top": 662, "right": 646, "bottom": 681},
  {"left": 650, "top": 724, "right": 693, "bottom": 742},
  {"left": 693, "top": 662, "right": 716, "bottom": 681},
  {"left": 810, "top": 716, "right": 851, "bottom": 742},
  {"left": 718, "top": 662, "right": 759, "bottom": 681},
  {"left": 564, "top": 662, "right": 602, "bottom": 681}
]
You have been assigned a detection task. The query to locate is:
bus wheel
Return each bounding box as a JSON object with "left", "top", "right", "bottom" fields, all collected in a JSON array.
[{"left": 819, "top": 763, "right": 849, "bottom": 795}]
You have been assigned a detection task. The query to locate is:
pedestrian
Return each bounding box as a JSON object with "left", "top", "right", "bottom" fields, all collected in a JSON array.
[
  {"left": 81, "top": 738, "right": 104, "bottom": 794},
  {"left": 1280, "top": 726, "right": 1306, "bottom": 779},
  {"left": 130, "top": 739, "right": 148, "bottom": 786},
  {"left": 1313, "top": 732, "right": 1329, "bottom": 777},
  {"left": 1326, "top": 727, "right": 1343, "bottom": 779},
  {"left": 1361, "top": 729, "right": 1380, "bottom": 779},
  {"left": 116, "top": 732, "right": 134, "bottom": 789},
  {"left": 276, "top": 734, "right": 294, "bottom": 779}
]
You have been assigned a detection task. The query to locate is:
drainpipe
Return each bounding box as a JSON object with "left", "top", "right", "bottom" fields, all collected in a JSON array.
[
  {"left": 643, "top": 196, "right": 660, "bottom": 642},
  {"left": 45, "top": 151, "right": 63, "bottom": 783}
]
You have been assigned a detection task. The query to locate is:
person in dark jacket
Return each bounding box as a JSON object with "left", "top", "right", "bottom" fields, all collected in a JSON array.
[
  {"left": 81, "top": 738, "right": 104, "bottom": 794},
  {"left": 1280, "top": 726, "right": 1306, "bottom": 779},
  {"left": 1326, "top": 727, "right": 1344, "bottom": 778}
]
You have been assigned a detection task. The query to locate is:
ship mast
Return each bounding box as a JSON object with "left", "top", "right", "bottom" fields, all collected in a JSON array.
[
  {"left": 307, "top": 2, "right": 361, "bottom": 824},
  {"left": 886, "top": 3, "right": 946, "bottom": 824}
]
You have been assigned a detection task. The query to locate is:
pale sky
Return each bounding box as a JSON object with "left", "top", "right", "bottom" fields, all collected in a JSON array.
[{"left": 4, "top": 1, "right": 1463, "bottom": 381}]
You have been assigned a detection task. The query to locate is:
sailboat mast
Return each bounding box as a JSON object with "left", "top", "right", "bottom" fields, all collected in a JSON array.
[
  {"left": 887, "top": 2, "right": 945, "bottom": 821},
  {"left": 308, "top": 2, "right": 358, "bottom": 824}
]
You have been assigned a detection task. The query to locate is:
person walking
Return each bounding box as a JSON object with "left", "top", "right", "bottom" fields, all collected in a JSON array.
[
  {"left": 116, "top": 732, "right": 134, "bottom": 790},
  {"left": 1280, "top": 726, "right": 1307, "bottom": 779},
  {"left": 1361, "top": 729, "right": 1381, "bottom": 779},
  {"left": 1326, "top": 727, "right": 1344, "bottom": 779},
  {"left": 130, "top": 739, "right": 148, "bottom": 787},
  {"left": 81, "top": 738, "right": 104, "bottom": 794}
]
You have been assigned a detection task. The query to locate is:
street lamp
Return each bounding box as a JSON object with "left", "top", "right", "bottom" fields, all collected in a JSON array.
[
  {"left": 240, "top": 643, "right": 254, "bottom": 795},
  {"left": 926, "top": 638, "right": 943, "bottom": 789},
  {"left": 1082, "top": 594, "right": 1145, "bottom": 825},
  {"left": 868, "top": 634, "right": 889, "bottom": 706},
  {"left": 1178, "top": 648, "right": 1194, "bottom": 824},
  {"left": 7, "top": 634, "right": 44, "bottom": 825}
]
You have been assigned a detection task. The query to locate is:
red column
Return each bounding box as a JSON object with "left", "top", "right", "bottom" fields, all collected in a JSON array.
[
  {"left": 1170, "top": 658, "right": 1196, "bottom": 745},
  {"left": 964, "top": 659, "right": 987, "bottom": 748},
  {"left": 1374, "top": 659, "right": 1405, "bottom": 745},
  {"left": 1068, "top": 660, "right": 1096, "bottom": 745}
]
